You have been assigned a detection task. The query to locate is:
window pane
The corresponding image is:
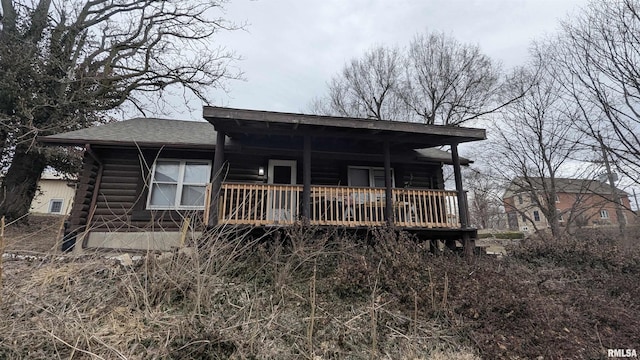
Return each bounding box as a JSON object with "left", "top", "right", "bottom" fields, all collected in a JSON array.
[
  {"left": 150, "top": 183, "right": 177, "bottom": 206},
  {"left": 184, "top": 162, "right": 210, "bottom": 183},
  {"left": 49, "top": 200, "right": 63, "bottom": 213},
  {"left": 372, "top": 169, "right": 386, "bottom": 188},
  {"left": 349, "top": 168, "right": 369, "bottom": 186},
  {"left": 154, "top": 161, "right": 180, "bottom": 182},
  {"left": 181, "top": 185, "right": 206, "bottom": 206}
]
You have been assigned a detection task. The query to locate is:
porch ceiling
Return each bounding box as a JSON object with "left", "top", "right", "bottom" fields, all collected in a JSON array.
[{"left": 203, "top": 106, "right": 486, "bottom": 149}]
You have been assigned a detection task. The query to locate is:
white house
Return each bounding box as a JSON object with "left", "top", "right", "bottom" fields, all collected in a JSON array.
[{"left": 29, "top": 172, "right": 76, "bottom": 215}]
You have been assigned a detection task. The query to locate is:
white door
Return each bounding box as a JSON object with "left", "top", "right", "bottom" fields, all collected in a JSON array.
[{"left": 267, "top": 160, "right": 297, "bottom": 222}]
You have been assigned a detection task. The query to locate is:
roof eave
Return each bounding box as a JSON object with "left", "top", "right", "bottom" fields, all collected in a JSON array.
[
  {"left": 203, "top": 106, "right": 487, "bottom": 146},
  {"left": 38, "top": 137, "right": 217, "bottom": 150}
]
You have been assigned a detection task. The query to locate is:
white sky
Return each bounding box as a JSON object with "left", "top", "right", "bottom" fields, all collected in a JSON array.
[
  {"left": 136, "top": 0, "right": 640, "bottom": 209},
  {"left": 154, "top": 0, "right": 588, "bottom": 120}
]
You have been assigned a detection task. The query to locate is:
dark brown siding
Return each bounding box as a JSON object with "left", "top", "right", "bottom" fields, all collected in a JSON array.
[
  {"left": 396, "top": 164, "right": 444, "bottom": 189},
  {"left": 88, "top": 147, "right": 215, "bottom": 232},
  {"left": 225, "top": 153, "right": 266, "bottom": 183},
  {"left": 68, "top": 152, "right": 99, "bottom": 232},
  {"left": 311, "top": 157, "right": 341, "bottom": 185},
  {"left": 72, "top": 145, "right": 446, "bottom": 233},
  {"left": 91, "top": 148, "right": 142, "bottom": 229}
]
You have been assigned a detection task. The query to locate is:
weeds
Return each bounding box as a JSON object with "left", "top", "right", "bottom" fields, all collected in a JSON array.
[
  {"left": 1, "top": 222, "right": 478, "bottom": 359},
  {"left": 3, "top": 218, "right": 638, "bottom": 359}
]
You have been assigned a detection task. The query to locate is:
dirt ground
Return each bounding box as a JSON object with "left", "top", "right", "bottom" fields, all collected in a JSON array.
[{"left": 2, "top": 215, "right": 65, "bottom": 253}]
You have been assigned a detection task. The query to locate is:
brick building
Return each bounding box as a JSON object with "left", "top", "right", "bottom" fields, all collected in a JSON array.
[{"left": 503, "top": 177, "right": 634, "bottom": 232}]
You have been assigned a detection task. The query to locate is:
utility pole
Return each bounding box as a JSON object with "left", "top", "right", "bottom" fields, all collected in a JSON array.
[{"left": 597, "top": 132, "right": 626, "bottom": 236}]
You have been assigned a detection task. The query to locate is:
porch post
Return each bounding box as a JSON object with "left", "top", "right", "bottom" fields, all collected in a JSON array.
[
  {"left": 302, "top": 135, "right": 311, "bottom": 224},
  {"left": 451, "top": 143, "right": 469, "bottom": 228},
  {"left": 451, "top": 143, "right": 473, "bottom": 257},
  {"left": 384, "top": 141, "right": 394, "bottom": 225},
  {"left": 209, "top": 130, "right": 226, "bottom": 227}
]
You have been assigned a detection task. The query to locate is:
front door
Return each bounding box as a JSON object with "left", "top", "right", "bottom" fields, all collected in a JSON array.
[{"left": 267, "top": 160, "right": 297, "bottom": 222}]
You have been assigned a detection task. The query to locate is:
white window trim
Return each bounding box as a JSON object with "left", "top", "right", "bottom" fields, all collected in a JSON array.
[
  {"left": 48, "top": 199, "right": 64, "bottom": 214},
  {"left": 146, "top": 159, "right": 212, "bottom": 210},
  {"left": 600, "top": 209, "right": 609, "bottom": 219},
  {"left": 347, "top": 166, "right": 395, "bottom": 188}
]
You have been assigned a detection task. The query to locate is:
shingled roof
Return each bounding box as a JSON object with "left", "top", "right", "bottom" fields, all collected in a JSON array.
[
  {"left": 39, "top": 118, "right": 221, "bottom": 149},
  {"left": 39, "top": 117, "right": 472, "bottom": 164},
  {"left": 504, "top": 177, "right": 628, "bottom": 198}
]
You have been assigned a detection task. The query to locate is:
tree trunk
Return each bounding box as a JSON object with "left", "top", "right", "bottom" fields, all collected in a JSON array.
[{"left": 0, "top": 146, "right": 47, "bottom": 221}]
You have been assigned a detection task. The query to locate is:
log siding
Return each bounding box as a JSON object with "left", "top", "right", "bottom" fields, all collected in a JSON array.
[{"left": 71, "top": 146, "right": 448, "bottom": 233}]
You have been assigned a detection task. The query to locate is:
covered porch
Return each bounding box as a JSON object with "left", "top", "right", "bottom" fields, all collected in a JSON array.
[{"left": 203, "top": 107, "right": 485, "bottom": 251}]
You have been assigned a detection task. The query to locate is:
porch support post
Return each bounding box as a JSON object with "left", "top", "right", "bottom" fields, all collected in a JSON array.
[
  {"left": 384, "top": 141, "right": 394, "bottom": 226},
  {"left": 209, "top": 130, "right": 226, "bottom": 227},
  {"left": 302, "top": 135, "right": 311, "bottom": 224},
  {"left": 451, "top": 143, "right": 473, "bottom": 257}
]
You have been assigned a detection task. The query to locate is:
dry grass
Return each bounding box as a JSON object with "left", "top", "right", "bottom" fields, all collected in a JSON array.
[
  {"left": 2, "top": 217, "right": 639, "bottom": 359},
  {"left": 1, "top": 223, "right": 479, "bottom": 359}
]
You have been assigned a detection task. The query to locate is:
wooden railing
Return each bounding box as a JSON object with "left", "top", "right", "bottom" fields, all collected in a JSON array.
[
  {"left": 218, "top": 183, "right": 460, "bottom": 228},
  {"left": 309, "top": 186, "right": 386, "bottom": 226},
  {"left": 219, "top": 183, "right": 301, "bottom": 225}
]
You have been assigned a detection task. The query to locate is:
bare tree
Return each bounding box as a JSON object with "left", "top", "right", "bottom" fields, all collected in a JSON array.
[
  {"left": 310, "top": 46, "right": 408, "bottom": 120},
  {"left": 401, "top": 32, "right": 506, "bottom": 125},
  {"left": 0, "top": 0, "right": 241, "bottom": 220},
  {"left": 489, "top": 52, "right": 589, "bottom": 237},
  {"left": 465, "top": 167, "right": 506, "bottom": 230},
  {"left": 554, "top": 0, "right": 640, "bottom": 185},
  {"left": 312, "top": 32, "right": 515, "bottom": 126}
]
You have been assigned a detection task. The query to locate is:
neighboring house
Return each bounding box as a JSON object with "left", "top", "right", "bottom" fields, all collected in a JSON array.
[
  {"left": 503, "top": 177, "right": 634, "bottom": 232},
  {"left": 29, "top": 172, "right": 76, "bottom": 215},
  {"left": 39, "top": 106, "right": 486, "bottom": 251}
]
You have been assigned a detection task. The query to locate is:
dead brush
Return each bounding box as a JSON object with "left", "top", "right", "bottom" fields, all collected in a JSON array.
[{"left": 1, "top": 222, "right": 481, "bottom": 359}]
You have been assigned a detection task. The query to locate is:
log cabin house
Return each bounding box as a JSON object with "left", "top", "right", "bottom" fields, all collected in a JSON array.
[{"left": 40, "top": 107, "right": 486, "bottom": 252}]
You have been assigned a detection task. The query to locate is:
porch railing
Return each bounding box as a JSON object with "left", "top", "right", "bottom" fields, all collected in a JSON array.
[{"left": 218, "top": 183, "right": 460, "bottom": 228}]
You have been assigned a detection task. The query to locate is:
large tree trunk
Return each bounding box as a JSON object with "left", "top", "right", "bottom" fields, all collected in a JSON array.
[{"left": 0, "top": 145, "right": 47, "bottom": 221}]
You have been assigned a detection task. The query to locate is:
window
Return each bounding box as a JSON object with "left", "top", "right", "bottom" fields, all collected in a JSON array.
[
  {"left": 348, "top": 166, "right": 394, "bottom": 187},
  {"left": 533, "top": 210, "right": 540, "bottom": 222},
  {"left": 517, "top": 195, "right": 523, "bottom": 204},
  {"left": 522, "top": 214, "right": 527, "bottom": 222},
  {"left": 600, "top": 209, "right": 609, "bottom": 219},
  {"left": 557, "top": 209, "right": 563, "bottom": 222},
  {"left": 48, "top": 199, "right": 64, "bottom": 214},
  {"left": 147, "top": 160, "right": 211, "bottom": 210},
  {"left": 555, "top": 194, "right": 560, "bottom": 203}
]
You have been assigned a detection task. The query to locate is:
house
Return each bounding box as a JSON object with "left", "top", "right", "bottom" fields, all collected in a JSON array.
[
  {"left": 29, "top": 171, "right": 76, "bottom": 215},
  {"left": 39, "top": 107, "right": 486, "bottom": 252},
  {"left": 503, "top": 177, "right": 634, "bottom": 232}
]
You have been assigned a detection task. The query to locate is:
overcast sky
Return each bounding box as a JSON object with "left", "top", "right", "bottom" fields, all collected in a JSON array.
[{"left": 157, "top": 0, "right": 589, "bottom": 121}]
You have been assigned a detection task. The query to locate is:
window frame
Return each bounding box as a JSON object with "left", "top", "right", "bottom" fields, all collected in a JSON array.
[
  {"left": 600, "top": 209, "right": 609, "bottom": 219},
  {"left": 146, "top": 159, "right": 212, "bottom": 210},
  {"left": 48, "top": 199, "right": 64, "bottom": 214},
  {"left": 533, "top": 210, "right": 541, "bottom": 222},
  {"left": 347, "top": 166, "right": 395, "bottom": 188}
]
